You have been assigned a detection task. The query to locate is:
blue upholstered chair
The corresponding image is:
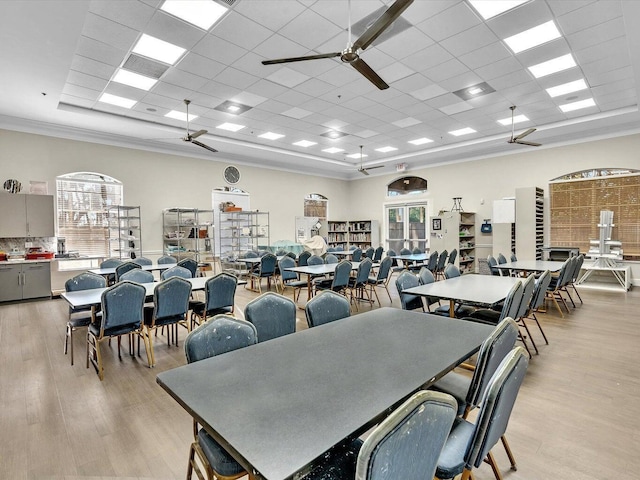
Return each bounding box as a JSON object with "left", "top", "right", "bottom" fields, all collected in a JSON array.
[
  {"left": 412, "top": 247, "right": 423, "bottom": 255},
  {"left": 248, "top": 253, "right": 278, "bottom": 293},
  {"left": 64, "top": 272, "right": 106, "bottom": 365},
  {"left": 447, "top": 248, "right": 457, "bottom": 265},
  {"left": 298, "top": 250, "right": 311, "bottom": 266},
  {"left": 132, "top": 256, "right": 152, "bottom": 266},
  {"left": 367, "top": 255, "right": 393, "bottom": 305},
  {"left": 435, "top": 347, "right": 529, "bottom": 480},
  {"left": 161, "top": 265, "right": 192, "bottom": 280},
  {"left": 324, "top": 253, "right": 339, "bottom": 264},
  {"left": 244, "top": 292, "right": 296, "bottom": 342},
  {"left": 510, "top": 252, "right": 518, "bottom": 262},
  {"left": 417, "top": 267, "right": 441, "bottom": 312},
  {"left": 183, "top": 315, "right": 258, "bottom": 480},
  {"left": 305, "top": 290, "right": 351, "bottom": 328},
  {"left": 177, "top": 258, "right": 198, "bottom": 278},
  {"left": 433, "top": 265, "right": 476, "bottom": 318},
  {"left": 285, "top": 251, "right": 297, "bottom": 259},
  {"left": 566, "top": 254, "right": 584, "bottom": 305},
  {"left": 191, "top": 272, "right": 238, "bottom": 328},
  {"left": 395, "top": 271, "right": 424, "bottom": 312},
  {"left": 305, "top": 391, "right": 457, "bottom": 480},
  {"left": 512, "top": 274, "right": 538, "bottom": 356},
  {"left": 87, "top": 281, "right": 147, "bottom": 380},
  {"left": 372, "top": 246, "right": 383, "bottom": 263},
  {"left": 350, "top": 248, "right": 362, "bottom": 262},
  {"left": 278, "top": 256, "right": 307, "bottom": 301},
  {"left": 157, "top": 255, "right": 178, "bottom": 264},
  {"left": 119, "top": 268, "right": 154, "bottom": 284},
  {"left": 100, "top": 257, "right": 123, "bottom": 285},
  {"left": 435, "top": 249, "right": 448, "bottom": 280},
  {"left": 386, "top": 249, "right": 404, "bottom": 275},
  {"left": 274, "top": 249, "right": 288, "bottom": 256},
  {"left": 347, "top": 257, "right": 373, "bottom": 311},
  {"left": 314, "top": 259, "right": 351, "bottom": 296},
  {"left": 523, "top": 270, "right": 552, "bottom": 346},
  {"left": 496, "top": 253, "right": 509, "bottom": 276},
  {"left": 114, "top": 261, "right": 140, "bottom": 282},
  {"left": 546, "top": 257, "right": 573, "bottom": 316},
  {"left": 399, "top": 247, "right": 412, "bottom": 256},
  {"left": 426, "top": 251, "right": 439, "bottom": 274},
  {"left": 142, "top": 277, "right": 192, "bottom": 366},
  {"left": 364, "top": 247, "right": 374, "bottom": 259},
  {"left": 487, "top": 255, "right": 500, "bottom": 276}
]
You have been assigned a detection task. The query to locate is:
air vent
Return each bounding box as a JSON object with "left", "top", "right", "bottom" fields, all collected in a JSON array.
[
  {"left": 350, "top": 6, "right": 412, "bottom": 47},
  {"left": 216, "top": 0, "right": 238, "bottom": 6},
  {"left": 122, "top": 54, "right": 170, "bottom": 79}
]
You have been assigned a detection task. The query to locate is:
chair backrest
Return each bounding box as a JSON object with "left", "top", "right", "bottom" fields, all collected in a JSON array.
[
  {"left": 515, "top": 274, "right": 536, "bottom": 319},
  {"left": 157, "top": 255, "right": 178, "bottom": 265},
  {"left": 133, "top": 257, "right": 152, "bottom": 266},
  {"left": 572, "top": 254, "right": 584, "bottom": 282},
  {"left": 99, "top": 281, "right": 146, "bottom": 336},
  {"left": 244, "top": 292, "right": 296, "bottom": 342},
  {"left": 427, "top": 251, "right": 439, "bottom": 271},
  {"left": 395, "top": 271, "right": 423, "bottom": 311},
  {"left": 354, "top": 258, "right": 373, "bottom": 285},
  {"left": 497, "top": 253, "right": 507, "bottom": 264},
  {"left": 151, "top": 277, "right": 192, "bottom": 324},
  {"left": 467, "top": 347, "right": 529, "bottom": 470},
  {"left": 447, "top": 249, "right": 457, "bottom": 265},
  {"left": 114, "top": 261, "right": 140, "bottom": 281},
  {"left": 530, "top": 270, "right": 552, "bottom": 310},
  {"left": 177, "top": 258, "right": 198, "bottom": 277},
  {"left": 324, "top": 253, "right": 339, "bottom": 264},
  {"left": 356, "top": 391, "right": 457, "bottom": 480},
  {"left": 100, "top": 258, "right": 123, "bottom": 268},
  {"left": 184, "top": 315, "right": 257, "bottom": 364},
  {"left": 244, "top": 250, "right": 259, "bottom": 258},
  {"left": 205, "top": 272, "right": 238, "bottom": 314},
  {"left": 65, "top": 272, "right": 106, "bottom": 292},
  {"left": 349, "top": 245, "right": 357, "bottom": 251},
  {"left": 119, "top": 268, "right": 154, "bottom": 284},
  {"left": 326, "top": 247, "right": 336, "bottom": 253},
  {"left": 307, "top": 254, "right": 324, "bottom": 266},
  {"left": 278, "top": 256, "right": 298, "bottom": 282},
  {"left": 161, "top": 265, "right": 192, "bottom": 280},
  {"left": 444, "top": 264, "right": 460, "bottom": 279},
  {"left": 487, "top": 255, "right": 500, "bottom": 276},
  {"left": 418, "top": 266, "right": 435, "bottom": 285},
  {"left": 364, "top": 247, "right": 374, "bottom": 259},
  {"left": 386, "top": 249, "right": 400, "bottom": 267},
  {"left": 373, "top": 246, "right": 383, "bottom": 262},
  {"left": 400, "top": 248, "right": 412, "bottom": 256},
  {"left": 411, "top": 247, "right": 422, "bottom": 255},
  {"left": 437, "top": 250, "right": 448, "bottom": 270},
  {"left": 259, "top": 253, "right": 278, "bottom": 275},
  {"left": 298, "top": 251, "right": 311, "bottom": 266},
  {"left": 510, "top": 253, "right": 517, "bottom": 262},
  {"left": 305, "top": 290, "right": 351, "bottom": 328},
  {"left": 351, "top": 248, "right": 363, "bottom": 262},
  {"left": 466, "top": 318, "right": 519, "bottom": 409},
  {"left": 375, "top": 256, "right": 393, "bottom": 282},
  {"left": 567, "top": 255, "right": 580, "bottom": 284},
  {"left": 274, "top": 249, "right": 288, "bottom": 256},
  {"left": 551, "top": 258, "right": 572, "bottom": 291},
  {"left": 502, "top": 281, "right": 524, "bottom": 321},
  {"left": 331, "top": 260, "right": 353, "bottom": 290},
  {"left": 286, "top": 251, "right": 297, "bottom": 259}
]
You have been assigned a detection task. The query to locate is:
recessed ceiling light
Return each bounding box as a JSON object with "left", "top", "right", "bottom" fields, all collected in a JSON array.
[
  {"left": 98, "top": 93, "right": 137, "bottom": 109},
  {"left": 528, "top": 54, "right": 576, "bottom": 78},
  {"left": 259, "top": 132, "right": 284, "bottom": 140},
  {"left": 468, "top": 0, "right": 529, "bottom": 20},
  {"left": 468, "top": 87, "right": 483, "bottom": 95},
  {"left": 546, "top": 79, "right": 588, "bottom": 98},
  {"left": 375, "top": 146, "right": 398, "bottom": 153},
  {"left": 347, "top": 152, "right": 368, "bottom": 159},
  {"left": 497, "top": 114, "right": 528, "bottom": 126},
  {"left": 503, "top": 21, "right": 561, "bottom": 54},
  {"left": 132, "top": 34, "right": 186, "bottom": 65},
  {"left": 214, "top": 100, "right": 252, "bottom": 115},
  {"left": 165, "top": 110, "right": 197, "bottom": 121},
  {"left": 322, "top": 147, "right": 344, "bottom": 154},
  {"left": 293, "top": 140, "right": 317, "bottom": 147},
  {"left": 559, "top": 98, "right": 596, "bottom": 113},
  {"left": 453, "top": 82, "right": 495, "bottom": 101},
  {"left": 217, "top": 122, "right": 245, "bottom": 132},
  {"left": 449, "top": 127, "right": 476, "bottom": 136},
  {"left": 408, "top": 137, "right": 433, "bottom": 145},
  {"left": 160, "top": 0, "right": 228, "bottom": 30},
  {"left": 321, "top": 130, "right": 348, "bottom": 139},
  {"left": 112, "top": 69, "right": 157, "bottom": 91}
]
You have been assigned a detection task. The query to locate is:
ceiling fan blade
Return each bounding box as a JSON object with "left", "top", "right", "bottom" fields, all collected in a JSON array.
[
  {"left": 353, "top": 0, "right": 414, "bottom": 51},
  {"left": 351, "top": 58, "right": 389, "bottom": 90},
  {"left": 190, "top": 139, "right": 218, "bottom": 153},
  {"left": 262, "top": 52, "right": 341, "bottom": 65},
  {"left": 189, "top": 129, "right": 207, "bottom": 140},
  {"left": 359, "top": 168, "right": 370, "bottom": 176},
  {"left": 516, "top": 140, "right": 541, "bottom": 147},
  {"left": 513, "top": 128, "right": 536, "bottom": 141},
  {"left": 365, "top": 165, "right": 384, "bottom": 170}
]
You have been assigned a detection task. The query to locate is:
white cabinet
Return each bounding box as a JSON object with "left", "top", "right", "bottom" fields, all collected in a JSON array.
[
  {"left": 430, "top": 212, "right": 476, "bottom": 274},
  {"left": 0, "top": 192, "right": 55, "bottom": 237},
  {"left": 0, "top": 261, "right": 51, "bottom": 301}
]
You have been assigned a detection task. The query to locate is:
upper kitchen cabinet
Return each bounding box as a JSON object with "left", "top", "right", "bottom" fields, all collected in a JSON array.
[{"left": 0, "top": 192, "right": 55, "bottom": 238}]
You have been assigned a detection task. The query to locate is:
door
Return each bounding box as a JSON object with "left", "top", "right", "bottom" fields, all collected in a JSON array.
[
  {"left": 22, "top": 262, "right": 51, "bottom": 299},
  {"left": 0, "top": 264, "right": 23, "bottom": 302},
  {"left": 385, "top": 203, "right": 428, "bottom": 252}
]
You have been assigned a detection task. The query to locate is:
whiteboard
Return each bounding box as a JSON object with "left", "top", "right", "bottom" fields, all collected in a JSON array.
[{"left": 493, "top": 199, "right": 515, "bottom": 224}]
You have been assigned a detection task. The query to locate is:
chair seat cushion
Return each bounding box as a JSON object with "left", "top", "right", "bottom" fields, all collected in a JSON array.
[
  {"left": 468, "top": 308, "right": 501, "bottom": 323},
  {"left": 284, "top": 280, "right": 308, "bottom": 288},
  {"left": 436, "top": 417, "right": 475, "bottom": 479},
  {"left": 434, "top": 304, "right": 477, "bottom": 318},
  {"left": 304, "top": 438, "right": 363, "bottom": 480},
  {"left": 68, "top": 314, "right": 93, "bottom": 328},
  {"left": 430, "top": 372, "right": 471, "bottom": 416},
  {"left": 88, "top": 320, "right": 139, "bottom": 338},
  {"left": 197, "top": 429, "right": 245, "bottom": 477},
  {"left": 191, "top": 302, "right": 232, "bottom": 318}
]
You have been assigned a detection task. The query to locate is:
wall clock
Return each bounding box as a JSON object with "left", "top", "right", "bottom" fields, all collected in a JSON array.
[
  {"left": 3, "top": 179, "right": 22, "bottom": 193},
  {"left": 224, "top": 165, "right": 240, "bottom": 184}
]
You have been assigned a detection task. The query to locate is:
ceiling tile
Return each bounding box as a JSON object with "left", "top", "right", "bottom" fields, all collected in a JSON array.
[
  {"left": 177, "top": 52, "right": 226, "bottom": 79},
  {"left": 547, "top": 0, "right": 598, "bottom": 17},
  {"left": 557, "top": 0, "right": 622, "bottom": 36},
  {"left": 75, "top": 36, "right": 127, "bottom": 67},
  {"left": 439, "top": 101, "right": 474, "bottom": 115},
  {"left": 215, "top": 66, "right": 260, "bottom": 90},
  {"left": 89, "top": 0, "right": 156, "bottom": 31},
  {"left": 474, "top": 56, "right": 522, "bottom": 81},
  {"left": 426, "top": 58, "right": 470, "bottom": 83},
  {"left": 81, "top": 13, "right": 139, "bottom": 52},
  {"left": 458, "top": 41, "right": 512, "bottom": 70},
  {"left": 65, "top": 70, "right": 109, "bottom": 92},
  {"left": 485, "top": 0, "right": 555, "bottom": 39},
  {"left": 440, "top": 23, "right": 499, "bottom": 58},
  {"left": 416, "top": 2, "right": 482, "bottom": 42},
  {"left": 145, "top": 11, "right": 207, "bottom": 50},
  {"left": 212, "top": 11, "right": 274, "bottom": 51},
  {"left": 277, "top": 8, "right": 343, "bottom": 51},
  {"left": 377, "top": 62, "right": 415, "bottom": 84},
  {"left": 191, "top": 33, "right": 248, "bottom": 66},
  {"left": 70, "top": 55, "right": 116, "bottom": 80},
  {"left": 266, "top": 66, "right": 310, "bottom": 88},
  {"left": 565, "top": 16, "right": 625, "bottom": 51},
  {"left": 234, "top": 0, "right": 307, "bottom": 31},
  {"left": 162, "top": 68, "right": 209, "bottom": 91},
  {"left": 410, "top": 83, "right": 449, "bottom": 101}
]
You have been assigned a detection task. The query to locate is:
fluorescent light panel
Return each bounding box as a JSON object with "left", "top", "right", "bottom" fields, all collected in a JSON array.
[
  {"left": 99, "top": 93, "right": 137, "bottom": 109},
  {"left": 528, "top": 54, "right": 576, "bottom": 78},
  {"left": 375, "top": 146, "right": 398, "bottom": 153},
  {"left": 165, "top": 110, "right": 197, "bottom": 121},
  {"left": 293, "top": 140, "right": 316, "bottom": 147},
  {"left": 132, "top": 34, "right": 185, "bottom": 65},
  {"left": 546, "top": 79, "right": 588, "bottom": 98},
  {"left": 559, "top": 98, "right": 596, "bottom": 112},
  {"left": 347, "top": 153, "right": 368, "bottom": 159},
  {"left": 408, "top": 137, "right": 433, "bottom": 145},
  {"left": 504, "top": 21, "right": 561, "bottom": 54},
  {"left": 449, "top": 127, "right": 476, "bottom": 136},
  {"left": 217, "top": 122, "right": 245, "bottom": 132},
  {"left": 259, "top": 132, "right": 284, "bottom": 140},
  {"left": 468, "top": 0, "right": 529, "bottom": 20},
  {"left": 112, "top": 69, "right": 157, "bottom": 91},
  {"left": 498, "top": 114, "right": 528, "bottom": 126},
  {"left": 160, "top": 0, "right": 228, "bottom": 30},
  {"left": 322, "top": 147, "right": 344, "bottom": 153}
]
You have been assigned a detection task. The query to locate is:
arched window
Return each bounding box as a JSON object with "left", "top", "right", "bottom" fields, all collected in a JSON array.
[
  {"left": 56, "top": 172, "right": 123, "bottom": 256},
  {"left": 387, "top": 176, "right": 428, "bottom": 196}
]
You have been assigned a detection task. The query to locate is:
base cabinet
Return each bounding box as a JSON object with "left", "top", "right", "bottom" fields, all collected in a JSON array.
[{"left": 0, "top": 262, "right": 51, "bottom": 302}]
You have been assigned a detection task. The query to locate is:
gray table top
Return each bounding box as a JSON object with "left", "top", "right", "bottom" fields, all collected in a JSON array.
[
  {"left": 285, "top": 261, "right": 367, "bottom": 275},
  {"left": 156, "top": 307, "right": 494, "bottom": 480},
  {"left": 493, "top": 260, "right": 565, "bottom": 272},
  {"left": 405, "top": 274, "right": 520, "bottom": 306},
  {"left": 391, "top": 253, "right": 429, "bottom": 262},
  {"left": 89, "top": 263, "right": 172, "bottom": 275}
]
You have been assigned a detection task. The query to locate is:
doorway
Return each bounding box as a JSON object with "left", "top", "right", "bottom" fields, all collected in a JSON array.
[{"left": 385, "top": 203, "right": 429, "bottom": 252}]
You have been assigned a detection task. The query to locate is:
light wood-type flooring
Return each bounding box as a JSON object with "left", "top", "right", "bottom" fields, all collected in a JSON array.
[{"left": 0, "top": 276, "right": 638, "bottom": 480}]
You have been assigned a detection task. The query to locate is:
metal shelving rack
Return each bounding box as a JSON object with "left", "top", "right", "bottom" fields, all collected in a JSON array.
[
  {"left": 107, "top": 205, "right": 142, "bottom": 260},
  {"left": 162, "top": 208, "right": 214, "bottom": 262},
  {"left": 219, "top": 210, "right": 269, "bottom": 275}
]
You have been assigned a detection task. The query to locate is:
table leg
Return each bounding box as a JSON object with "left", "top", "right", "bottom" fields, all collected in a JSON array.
[{"left": 449, "top": 299, "right": 455, "bottom": 318}]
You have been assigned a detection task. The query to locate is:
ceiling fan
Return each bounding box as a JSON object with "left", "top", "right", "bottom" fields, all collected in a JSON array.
[
  {"left": 507, "top": 105, "right": 541, "bottom": 147},
  {"left": 357, "top": 145, "right": 383, "bottom": 175},
  {"left": 180, "top": 99, "right": 218, "bottom": 153},
  {"left": 261, "top": 0, "right": 414, "bottom": 90}
]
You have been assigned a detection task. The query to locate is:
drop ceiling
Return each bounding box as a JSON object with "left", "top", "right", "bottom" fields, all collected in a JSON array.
[{"left": 1, "top": 0, "right": 640, "bottom": 180}]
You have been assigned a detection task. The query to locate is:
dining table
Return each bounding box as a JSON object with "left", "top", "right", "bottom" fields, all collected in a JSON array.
[
  {"left": 284, "top": 261, "right": 371, "bottom": 303},
  {"left": 493, "top": 260, "right": 565, "bottom": 274},
  {"left": 89, "top": 263, "right": 172, "bottom": 277},
  {"left": 404, "top": 274, "right": 521, "bottom": 317},
  {"left": 156, "top": 307, "right": 494, "bottom": 480}
]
